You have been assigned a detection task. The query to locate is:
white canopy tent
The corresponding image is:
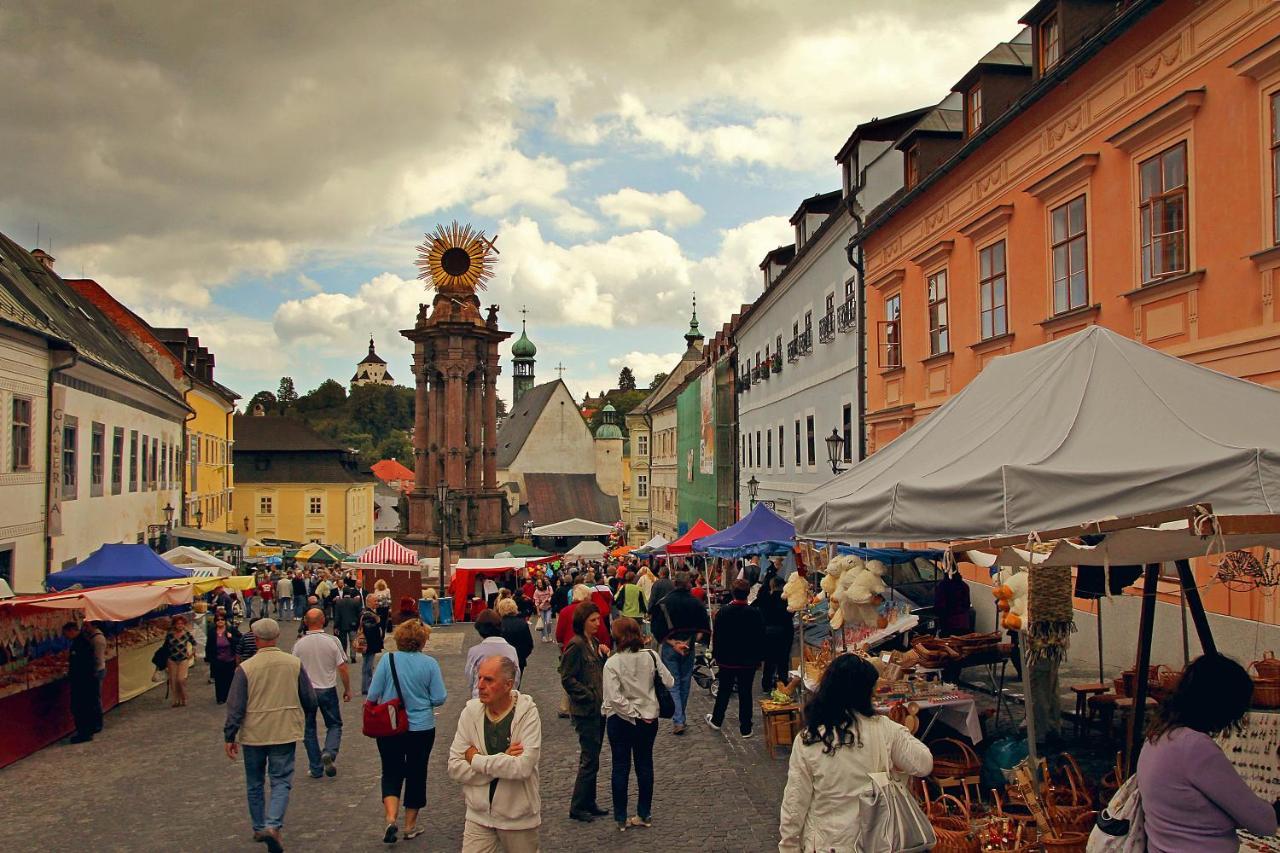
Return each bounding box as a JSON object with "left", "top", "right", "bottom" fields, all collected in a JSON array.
[
  {"left": 796, "top": 326, "right": 1280, "bottom": 543},
  {"left": 530, "top": 518, "right": 615, "bottom": 537},
  {"left": 564, "top": 540, "right": 608, "bottom": 558},
  {"left": 634, "top": 534, "right": 669, "bottom": 553},
  {"left": 161, "top": 546, "right": 236, "bottom": 577}
]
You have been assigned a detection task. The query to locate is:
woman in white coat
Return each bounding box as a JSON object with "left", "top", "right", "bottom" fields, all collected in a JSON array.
[{"left": 778, "top": 654, "right": 933, "bottom": 852}]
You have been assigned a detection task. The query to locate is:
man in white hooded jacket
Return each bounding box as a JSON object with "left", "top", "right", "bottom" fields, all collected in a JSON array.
[{"left": 448, "top": 655, "right": 542, "bottom": 852}]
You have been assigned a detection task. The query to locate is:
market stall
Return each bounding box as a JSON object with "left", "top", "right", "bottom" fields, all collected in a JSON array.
[
  {"left": 448, "top": 557, "right": 529, "bottom": 621},
  {"left": 664, "top": 519, "right": 717, "bottom": 556},
  {"left": 0, "top": 580, "right": 194, "bottom": 768},
  {"left": 564, "top": 540, "right": 607, "bottom": 560},
  {"left": 694, "top": 503, "right": 794, "bottom": 557},
  {"left": 160, "top": 546, "right": 237, "bottom": 577},
  {"left": 45, "top": 543, "right": 191, "bottom": 590},
  {"left": 794, "top": 326, "right": 1280, "bottom": 784}
]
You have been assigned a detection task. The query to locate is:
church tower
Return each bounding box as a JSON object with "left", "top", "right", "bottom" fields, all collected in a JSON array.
[{"left": 511, "top": 310, "right": 537, "bottom": 404}]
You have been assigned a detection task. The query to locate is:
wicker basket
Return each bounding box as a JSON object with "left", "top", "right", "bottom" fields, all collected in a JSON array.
[
  {"left": 1252, "top": 676, "right": 1280, "bottom": 708},
  {"left": 1152, "top": 664, "right": 1183, "bottom": 698},
  {"left": 913, "top": 637, "right": 963, "bottom": 668},
  {"left": 931, "top": 737, "right": 982, "bottom": 779},
  {"left": 928, "top": 793, "right": 980, "bottom": 853},
  {"left": 1253, "top": 650, "right": 1280, "bottom": 680},
  {"left": 1040, "top": 830, "right": 1090, "bottom": 852}
]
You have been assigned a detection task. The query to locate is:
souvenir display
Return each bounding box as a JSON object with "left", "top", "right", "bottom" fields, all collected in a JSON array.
[
  {"left": 0, "top": 610, "right": 78, "bottom": 698},
  {"left": 1218, "top": 712, "right": 1280, "bottom": 801}
]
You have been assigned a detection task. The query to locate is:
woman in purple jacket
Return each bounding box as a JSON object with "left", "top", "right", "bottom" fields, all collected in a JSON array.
[{"left": 1137, "top": 653, "right": 1279, "bottom": 852}]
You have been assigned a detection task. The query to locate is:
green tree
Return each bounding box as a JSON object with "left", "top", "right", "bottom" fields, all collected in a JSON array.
[
  {"left": 246, "top": 390, "right": 276, "bottom": 414},
  {"left": 618, "top": 366, "right": 637, "bottom": 391},
  {"left": 496, "top": 396, "right": 508, "bottom": 419},
  {"left": 297, "top": 378, "right": 347, "bottom": 413},
  {"left": 649, "top": 372, "right": 667, "bottom": 390},
  {"left": 277, "top": 377, "right": 299, "bottom": 411},
  {"left": 374, "top": 430, "right": 414, "bottom": 465}
]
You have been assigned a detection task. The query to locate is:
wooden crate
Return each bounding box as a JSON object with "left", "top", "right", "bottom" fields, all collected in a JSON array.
[{"left": 760, "top": 700, "right": 802, "bottom": 758}]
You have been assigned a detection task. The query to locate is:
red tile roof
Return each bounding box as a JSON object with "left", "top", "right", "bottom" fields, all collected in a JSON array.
[{"left": 371, "top": 458, "right": 415, "bottom": 490}]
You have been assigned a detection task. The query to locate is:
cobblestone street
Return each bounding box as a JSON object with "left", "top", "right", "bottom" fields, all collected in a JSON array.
[{"left": 1, "top": 622, "right": 789, "bottom": 852}]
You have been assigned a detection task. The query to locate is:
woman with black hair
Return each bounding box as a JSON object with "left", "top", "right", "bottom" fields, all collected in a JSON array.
[
  {"left": 778, "top": 654, "right": 932, "bottom": 852},
  {"left": 1137, "top": 653, "right": 1278, "bottom": 852}
]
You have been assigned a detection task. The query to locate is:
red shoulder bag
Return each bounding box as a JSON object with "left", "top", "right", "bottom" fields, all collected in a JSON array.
[{"left": 362, "top": 652, "right": 409, "bottom": 738}]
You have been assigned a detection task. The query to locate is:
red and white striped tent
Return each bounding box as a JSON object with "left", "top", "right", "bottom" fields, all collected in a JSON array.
[{"left": 357, "top": 537, "right": 419, "bottom": 566}]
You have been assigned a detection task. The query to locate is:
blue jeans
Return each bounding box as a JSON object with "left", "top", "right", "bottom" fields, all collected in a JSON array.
[
  {"left": 607, "top": 715, "right": 658, "bottom": 822},
  {"left": 278, "top": 597, "right": 292, "bottom": 620},
  {"left": 538, "top": 610, "right": 554, "bottom": 641},
  {"left": 660, "top": 644, "right": 694, "bottom": 726},
  {"left": 361, "top": 651, "right": 378, "bottom": 694},
  {"left": 294, "top": 594, "right": 307, "bottom": 619},
  {"left": 303, "top": 687, "right": 343, "bottom": 775},
  {"left": 243, "top": 743, "right": 295, "bottom": 831}
]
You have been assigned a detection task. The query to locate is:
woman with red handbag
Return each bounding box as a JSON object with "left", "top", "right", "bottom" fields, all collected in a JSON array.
[{"left": 364, "top": 619, "right": 448, "bottom": 844}]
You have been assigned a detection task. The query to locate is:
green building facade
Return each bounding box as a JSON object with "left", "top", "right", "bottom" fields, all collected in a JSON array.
[{"left": 676, "top": 365, "right": 723, "bottom": 535}]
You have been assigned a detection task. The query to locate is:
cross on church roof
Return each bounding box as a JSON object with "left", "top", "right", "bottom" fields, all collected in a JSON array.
[{"left": 555, "top": 362, "right": 566, "bottom": 379}]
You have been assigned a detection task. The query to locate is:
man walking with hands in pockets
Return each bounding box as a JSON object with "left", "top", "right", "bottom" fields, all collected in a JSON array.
[{"left": 448, "top": 655, "right": 542, "bottom": 852}]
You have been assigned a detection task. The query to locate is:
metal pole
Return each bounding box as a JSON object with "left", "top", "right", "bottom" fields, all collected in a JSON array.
[
  {"left": 1018, "top": 635, "right": 1039, "bottom": 783},
  {"left": 1096, "top": 599, "right": 1104, "bottom": 685},
  {"left": 1175, "top": 558, "right": 1216, "bottom": 656},
  {"left": 1127, "top": 563, "right": 1161, "bottom": 771}
]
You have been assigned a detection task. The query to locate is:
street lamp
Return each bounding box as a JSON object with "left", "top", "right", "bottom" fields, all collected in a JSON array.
[
  {"left": 522, "top": 520, "right": 535, "bottom": 540},
  {"left": 746, "top": 474, "right": 760, "bottom": 509},
  {"left": 436, "top": 483, "right": 450, "bottom": 599},
  {"left": 162, "top": 502, "right": 175, "bottom": 526},
  {"left": 193, "top": 505, "right": 204, "bottom": 529},
  {"left": 825, "top": 428, "right": 847, "bottom": 475}
]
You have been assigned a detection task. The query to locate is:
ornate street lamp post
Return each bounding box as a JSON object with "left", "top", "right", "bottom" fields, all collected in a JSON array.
[
  {"left": 746, "top": 474, "right": 760, "bottom": 510},
  {"left": 825, "top": 428, "right": 847, "bottom": 475}
]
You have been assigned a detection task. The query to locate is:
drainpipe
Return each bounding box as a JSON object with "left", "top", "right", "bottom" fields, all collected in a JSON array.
[
  {"left": 645, "top": 412, "right": 654, "bottom": 537},
  {"left": 844, "top": 207, "right": 867, "bottom": 463},
  {"left": 44, "top": 348, "right": 79, "bottom": 580}
]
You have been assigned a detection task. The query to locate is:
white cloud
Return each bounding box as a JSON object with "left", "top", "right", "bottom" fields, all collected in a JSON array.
[
  {"left": 597, "top": 188, "right": 704, "bottom": 230},
  {"left": 608, "top": 351, "right": 684, "bottom": 387}
]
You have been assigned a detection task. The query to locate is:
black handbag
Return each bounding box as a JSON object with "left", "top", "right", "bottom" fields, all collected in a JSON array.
[{"left": 648, "top": 650, "right": 675, "bottom": 719}]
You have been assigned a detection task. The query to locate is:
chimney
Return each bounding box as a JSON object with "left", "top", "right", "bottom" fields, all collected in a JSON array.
[{"left": 30, "top": 249, "right": 55, "bottom": 272}]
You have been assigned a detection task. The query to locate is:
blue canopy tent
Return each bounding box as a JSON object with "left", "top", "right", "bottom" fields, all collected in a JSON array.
[
  {"left": 693, "top": 503, "right": 795, "bottom": 558},
  {"left": 46, "top": 543, "right": 192, "bottom": 591}
]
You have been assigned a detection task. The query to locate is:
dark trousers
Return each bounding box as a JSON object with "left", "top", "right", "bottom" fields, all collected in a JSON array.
[
  {"left": 607, "top": 715, "right": 658, "bottom": 822},
  {"left": 211, "top": 659, "right": 236, "bottom": 704},
  {"left": 569, "top": 713, "right": 604, "bottom": 815},
  {"left": 375, "top": 728, "right": 436, "bottom": 810},
  {"left": 761, "top": 629, "right": 792, "bottom": 693},
  {"left": 711, "top": 668, "right": 756, "bottom": 735},
  {"left": 336, "top": 630, "right": 353, "bottom": 660},
  {"left": 69, "top": 672, "right": 103, "bottom": 737}
]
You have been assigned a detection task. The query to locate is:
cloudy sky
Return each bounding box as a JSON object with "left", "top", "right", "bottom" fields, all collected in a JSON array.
[{"left": 1, "top": 0, "right": 1025, "bottom": 402}]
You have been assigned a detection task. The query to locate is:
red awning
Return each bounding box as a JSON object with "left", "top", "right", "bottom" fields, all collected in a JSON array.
[{"left": 665, "top": 520, "right": 718, "bottom": 555}]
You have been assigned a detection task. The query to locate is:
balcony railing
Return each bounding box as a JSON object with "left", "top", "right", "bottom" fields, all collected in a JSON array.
[
  {"left": 759, "top": 360, "right": 770, "bottom": 381},
  {"left": 798, "top": 328, "right": 813, "bottom": 356},
  {"left": 751, "top": 363, "right": 763, "bottom": 383},
  {"left": 771, "top": 353, "right": 782, "bottom": 374},
  {"left": 737, "top": 375, "right": 751, "bottom": 393},
  {"left": 837, "top": 298, "right": 856, "bottom": 332},
  {"left": 786, "top": 338, "right": 800, "bottom": 363},
  {"left": 818, "top": 313, "right": 836, "bottom": 343}
]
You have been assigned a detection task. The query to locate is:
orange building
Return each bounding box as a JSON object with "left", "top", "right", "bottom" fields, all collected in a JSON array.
[{"left": 857, "top": 0, "right": 1280, "bottom": 621}]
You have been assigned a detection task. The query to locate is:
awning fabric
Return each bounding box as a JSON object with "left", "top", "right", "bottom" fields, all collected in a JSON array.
[
  {"left": 495, "top": 544, "right": 552, "bottom": 558},
  {"left": 294, "top": 543, "right": 343, "bottom": 564},
  {"left": 632, "top": 535, "right": 669, "bottom": 555},
  {"left": 2, "top": 582, "right": 194, "bottom": 622},
  {"left": 666, "top": 520, "right": 718, "bottom": 555},
  {"left": 694, "top": 503, "right": 794, "bottom": 557},
  {"left": 565, "top": 540, "right": 608, "bottom": 558},
  {"left": 796, "top": 327, "right": 1280, "bottom": 543},
  {"left": 358, "top": 538, "right": 419, "bottom": 566},
  {"left": 46, "top": 544, "right": 191, "bottom": 591},
  {"left": 531, "top": 518, "right": 615, "bottom": 537},
  {"left": 171, "top": 525, "right": 246, "bottom": 548},
  {"left": 156, "top": 575, "right": 256, "bottom": 595},
  {"left": 161, "top": 546, "right": 236, "bottom": 577},
  {"left": 968, "top": 521, "right": 1280, "bottom": 568}
]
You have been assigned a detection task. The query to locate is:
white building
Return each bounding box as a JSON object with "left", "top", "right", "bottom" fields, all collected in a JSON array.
[
  {"left": 350, "top": 337, "right": 396, "bottom": 387},
  {"left": 734, "top": 110, "right": 926, "bottom": 518},
  {"left": 0, "top": 240, "right": 190, "bottom": 591}
]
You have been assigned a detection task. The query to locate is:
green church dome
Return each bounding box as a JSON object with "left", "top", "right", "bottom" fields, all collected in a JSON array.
[{"left": 512, "top": 321, "right": 537, "bottom": 359}]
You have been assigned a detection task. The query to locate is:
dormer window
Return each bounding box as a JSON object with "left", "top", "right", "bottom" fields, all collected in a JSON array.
[
  {"left": 1041, "top": 14, "right": 1060, "bottom": 71},
  {"left": 968, "top": 86, "right": 984, "bottom": 133},
  {"left": 906, "top": 145, "right": 921, "bottom": 189}
]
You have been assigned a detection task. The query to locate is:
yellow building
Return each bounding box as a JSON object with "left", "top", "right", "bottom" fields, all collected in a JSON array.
[
  {"left": 231, "top": 413, "right": 375, "bottom": 552},
  {"left": 152, "top": 330, "right": 239, "bottom": 532}
]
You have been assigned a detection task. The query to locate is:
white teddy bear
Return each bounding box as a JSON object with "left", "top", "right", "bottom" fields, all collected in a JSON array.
[
  {"left": 993, "top": 567, "right": 1029, "bottom": 632},
  {"left": 782, "top": 571, "right": 810, "bottom": 612},
  {"left": 823, "top": 555, "right": 889, "bottom": 630}
]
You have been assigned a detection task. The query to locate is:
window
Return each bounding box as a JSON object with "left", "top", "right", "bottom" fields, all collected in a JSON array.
[
  {"left": 880, "top": 293, "right": 902, "bottom": 369},
  {"left": 637, "top": 474, "right": 648, "bottom": 499},
  {"left": 825, "top": 293, "right": 835, "bottom": 315},
  {"left": 141, "top": 435, "right": 149, "bottom": 489},
  {"left": 927, "top": 270, "right": 949, "bottom": 355},
  {"left": 906, "top": 145, "right": 920, "bottom": 189},
  {"left": 775, "top": 334, "right": 783, "bottom": 363},
  {"left": 1051, "top": 196, "right": 1088, "bottom": 313},
  {"left": 159, "top": 440, "right": 166, "bottom": 490},
  {"left": 969, "top": 86, "right": 983, "bottom": 132},
  {"left": 10, "top": 396, "right": 31, "bottom": 471},
  {"left": 747, "top": 430, "right": 753, "bottom": 468},
  {"left": 844, "top": 277, "right": 855, "bottom": 300},
  {"left": 0, "top": 547, "right": 12, "bottom": 591},
  {"left": 151, "top": 437, "right": 158, "bottom": 489},
  {"left": 806, "top": 415, "right": 816, "bottom": 466},
  {"left": 188, "top": 433, "right": 199, "bottom": 483},
  {"left": 766, "top": 429, "right": 772, "bottom": 468},
  {"left": 259, "top": 496, "right": 273, "bottom": 515},
  {"left": 794, "top": 419, "right": 801, "bottom": 468},
  {"left": 62, "top": 416, "right": 78, "bottom": 500},
  {"left": 755, "top": 431, "right": 761, "bottom": 469},
  {"left": 979, "top": 241, "right": 1009, "bottom": 339},
  {"left": 90, "top": 422, "right": 105, "bottom": 497},
  {"left": 1041, "top": 14, "right": 1060, "bottom": 70},
  {"left": 741, "top": 433, "right": 746, "bottom": 467},
  {"left": 842, "top": 403, "right": 853, "bottom": 463},
  {"left": 637, "top": 434, "right": 648, "bottom": 456},
  {"left": 804, "top": 311, "right": 813, "bottom": 333},
  {"left": 778, "top": 425, "right": 785, "bottom": 468},
  {"left": 111, "top": 428, "right": 123, "bottom": 495},
  {"left": 1272, "top": 92, "right": 1280, "bottom": 244},
  {"left": 129, "top": 431, "right": 138, "bottom": 492},
  {"left": 1139, "top": 142, "right": 1189, "bottom": 284},
  {"left": 309, "top": 496, "right": 322, "bottom": 515}
]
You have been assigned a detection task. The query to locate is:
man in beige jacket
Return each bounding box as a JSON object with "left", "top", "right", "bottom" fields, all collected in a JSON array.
[
  {"left": 448, "top": 655, "right": 542, "bottom": 852},
  {"left": 224, "top": 618, "right": 317, "bottom": 853}
]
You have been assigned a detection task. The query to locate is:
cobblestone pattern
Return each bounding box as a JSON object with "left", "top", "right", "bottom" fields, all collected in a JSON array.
[{"left": 1, "top": 622, "right": 790, "bottom": 852}]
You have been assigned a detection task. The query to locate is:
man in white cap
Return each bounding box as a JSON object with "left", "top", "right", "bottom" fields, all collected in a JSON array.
[{"left": 223, "top": 618, "right": 316, "bottom": 853}]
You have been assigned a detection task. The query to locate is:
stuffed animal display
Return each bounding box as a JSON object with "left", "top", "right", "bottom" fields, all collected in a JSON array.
[
  {"left": 782, "top": 571, "right": 810, "bottom": 612},
  {"left": 824, "top": 555, "right": 888, "bottom": 629},
  {"left": 992, "top": 568, "right": 1028, "bottom": 631}
]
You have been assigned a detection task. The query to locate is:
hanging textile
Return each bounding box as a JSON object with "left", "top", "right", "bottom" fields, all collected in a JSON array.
[{"left": 1025, "top": 564, "right": 1076, "bottom": 666}]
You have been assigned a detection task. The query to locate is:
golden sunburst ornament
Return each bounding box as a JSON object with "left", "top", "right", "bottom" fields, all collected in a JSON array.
[{"left": 415, "top": 221, "right": 499, "bottom": 293}]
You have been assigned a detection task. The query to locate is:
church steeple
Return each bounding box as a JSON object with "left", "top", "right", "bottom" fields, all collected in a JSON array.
[
  {"left": 512, "top": 307, "right": 536, "bottom": 404},
  {"left": 684, "top": 293, "right": 704, "bottom": 351}
]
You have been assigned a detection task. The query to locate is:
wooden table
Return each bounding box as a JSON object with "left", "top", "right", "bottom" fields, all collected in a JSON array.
[{"left": 759, "top": 700, "right": 802, "bottom": 758}]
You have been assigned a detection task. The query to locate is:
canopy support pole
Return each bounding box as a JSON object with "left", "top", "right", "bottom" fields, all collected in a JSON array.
[
  {"left": 1017, "top": 638, "right": 1039, "bottom": 783},
  {"left": 1127, "top": 563, "right": 1160, "bottom": 771},
  {"left": 1175, "top": 558, "right": 1216, "bottom": 656},
  {"left": 1096, "top": 600, "right": 1105, "bottom": 685}
]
